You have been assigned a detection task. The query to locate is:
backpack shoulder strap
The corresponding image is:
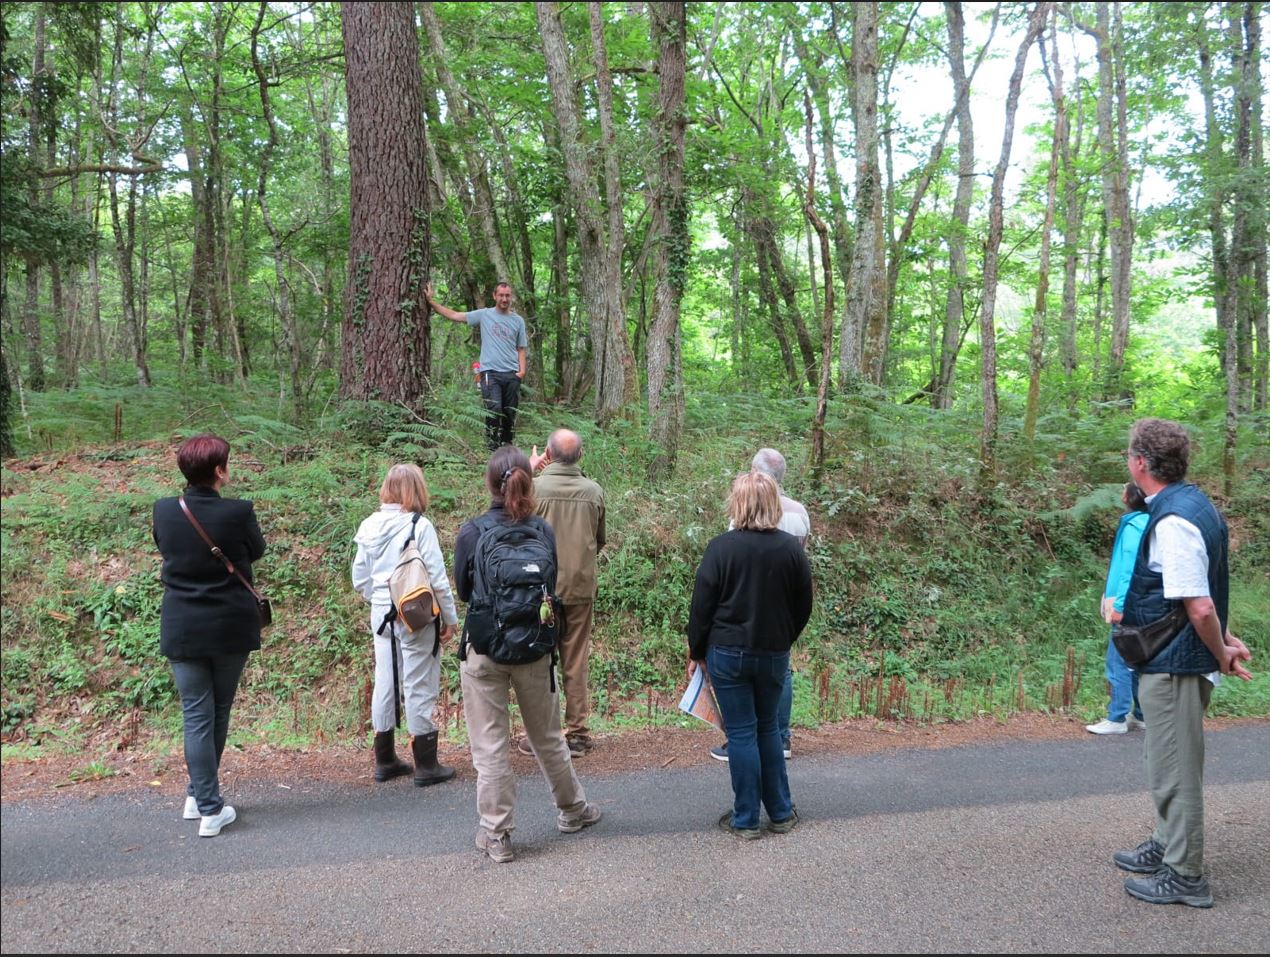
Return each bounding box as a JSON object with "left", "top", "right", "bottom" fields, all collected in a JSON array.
[{"left": 401, "top": 511, "right": 422, "bottom": 552}]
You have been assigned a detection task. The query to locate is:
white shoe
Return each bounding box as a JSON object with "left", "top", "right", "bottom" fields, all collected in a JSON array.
[
  {"left": 1127, "top": 715, "right": 1146, "bottom": 730},
  {"left": 199, "top": 804, "right": 236, "bottom": 837},
  {"left": 1085, "top": 719, "right": 1129, "bottom": 735},
  {"left": 183, "top": 796, "right": 200, "bottom": 820}
]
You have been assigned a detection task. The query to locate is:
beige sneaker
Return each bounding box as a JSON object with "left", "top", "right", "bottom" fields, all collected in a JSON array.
[
  {"left": 557, "top": 802, "right": 602, "bottom": 834},
  {"left": 475, "top": 829, "right": 514, "bottom": 863}
]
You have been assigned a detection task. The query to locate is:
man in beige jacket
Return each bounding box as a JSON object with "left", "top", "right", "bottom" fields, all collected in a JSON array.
[{"left": 527, "top": 429, "right": 606, "bottom": 755}]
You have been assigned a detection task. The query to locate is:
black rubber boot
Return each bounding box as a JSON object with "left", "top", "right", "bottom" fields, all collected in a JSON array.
[
  {"left": 373, "top": 730, "right": 411, "bottom": 782},
  {"left": 411, "top": 731, "right": 456, "bottom": 787}
]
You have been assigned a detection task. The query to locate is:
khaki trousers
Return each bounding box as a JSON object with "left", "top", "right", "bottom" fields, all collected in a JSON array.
[
  {"left": 559, "top": 601, "right": 594, "bottom": 738},
  {"left": 1140, "top": 672, "right": 1213, "bottom": 877},
  {"left": 460, "top": 650, "right": 586, "bottom": 836}
]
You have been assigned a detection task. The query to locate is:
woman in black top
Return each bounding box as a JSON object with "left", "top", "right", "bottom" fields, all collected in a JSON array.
[
  {"left": 688, "top": 470, "right": 812, "bottom": 839},
  {"left": 152, "top": 434, "right": 266, "bottom": 837},
  {"left": 453, "top": 446, "right": 601, "bottom": 863}
]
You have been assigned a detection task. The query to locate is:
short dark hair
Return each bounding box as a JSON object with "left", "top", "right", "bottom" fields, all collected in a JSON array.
[
  {"left": 1128, "top": 419, "right": 1190, "bottom": 484},
  {"left": 177, "top": 434, "right": 230, "bottom": 487},
  {"left": 1124, "top": 482, "right": 1148, "bottom": 513},
  {"left": 494, "top": 282, "right": 513, "bottom": 293}
]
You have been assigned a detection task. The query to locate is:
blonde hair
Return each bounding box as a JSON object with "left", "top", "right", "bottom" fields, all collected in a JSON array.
[
  {"left": 727, "top": 470, "right": 782, "bottom": 531},
  {"left": 379, "top": 463, "right": 430, "bottom": 514}
]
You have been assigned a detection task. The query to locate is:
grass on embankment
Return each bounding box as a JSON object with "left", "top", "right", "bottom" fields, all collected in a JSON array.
[{"left": 2, "top": 374, "right": 1267, "bottom": 765}]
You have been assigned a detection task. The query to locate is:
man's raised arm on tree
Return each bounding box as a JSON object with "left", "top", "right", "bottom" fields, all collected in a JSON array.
[{"left": 424, "top": 283, "right": 466, "bottom": 323}]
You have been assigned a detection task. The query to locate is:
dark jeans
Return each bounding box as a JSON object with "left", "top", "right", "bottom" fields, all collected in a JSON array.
[
  {"left": 169, "top": 653, "right": 249, "bottom": 815},
  {"left": 480, "top": 371, "right": 522, "bottom": 450},
  {"left": 778, "top": 667, "right": 793, "bottom": 747},
  {"left": 708, "top": 645, "right": 793, "bottom": 830}
]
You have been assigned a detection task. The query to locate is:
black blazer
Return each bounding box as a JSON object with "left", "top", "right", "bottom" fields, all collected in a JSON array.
[{"left": 153, "top": 485, "right": 267, "bottom": 658}]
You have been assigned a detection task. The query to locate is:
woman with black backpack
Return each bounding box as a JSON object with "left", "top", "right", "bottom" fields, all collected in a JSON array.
[{"left": 453, "top": 446, "right": 602, "bottom": 863}]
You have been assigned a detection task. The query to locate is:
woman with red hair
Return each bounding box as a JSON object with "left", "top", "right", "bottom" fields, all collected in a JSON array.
[{"left": 152, "top": 434, "right": 266, "bottom": 837}]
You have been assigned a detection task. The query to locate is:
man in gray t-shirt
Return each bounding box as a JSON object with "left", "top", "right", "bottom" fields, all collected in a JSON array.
[{"left": 426, "top": 281, "right": 529, "bottom": 450}]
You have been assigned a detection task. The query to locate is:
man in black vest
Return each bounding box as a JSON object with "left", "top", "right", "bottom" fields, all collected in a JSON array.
[{"left": 1112, "top": 419, "right": 1251, "bottom": 908}]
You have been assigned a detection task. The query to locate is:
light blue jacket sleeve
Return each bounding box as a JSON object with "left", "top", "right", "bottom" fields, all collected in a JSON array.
[{"left": 1105, "top": 511, "right": 1150, "bottom": 612}]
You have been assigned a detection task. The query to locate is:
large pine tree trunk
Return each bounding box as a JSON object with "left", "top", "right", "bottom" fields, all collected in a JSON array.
[
  {"left": 339, "top": 2, "right": 432, "bottom": 408},
  {"left": 646, "top": 1, "right": 687, "bottom": 480}
]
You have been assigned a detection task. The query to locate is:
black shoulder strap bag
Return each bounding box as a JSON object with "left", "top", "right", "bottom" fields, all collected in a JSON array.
[{"left": 179, "top": 497, "right": 273, "bottom": 628}]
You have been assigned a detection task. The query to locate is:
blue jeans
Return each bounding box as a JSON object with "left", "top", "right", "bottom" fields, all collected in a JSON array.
[
  {"left": 778, "top": 667, "right": 793, "bottom": 748},
  {"left": 170, "top": 653, "right": 249, "bottom": 815},
  {"left": 1105, "top": 630, "right": 1142, "bottom": 723},
  {"left": 708, "top": 645, "right": 793, "bottom": 830}
]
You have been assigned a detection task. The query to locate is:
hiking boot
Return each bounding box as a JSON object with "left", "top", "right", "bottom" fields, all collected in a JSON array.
[
  {"left": 566, "top": 734, "right": 594, "bottom": 756},
  {"left": 558, "top": 802, "right": 603, "bottom": 833},
  {"left": 1114, "top": 838, "right": 1166, "bottom": 874},
  {"left": 475, "top": 829, "right": 514, "bottom": 863},
  {"left": 710, "top": 744, "right": 729, "bottom": 762},
  {"left": 1085, "top": 719, "right": 1128, "bottom": 735},
  {"left": 372, "top": 730, "right": 412, "bottom": 782},
  {"left": 198, "top": 804, "right": 237, "bottom": 838},
  {"left": 717, "top": 810, "right": 763, "bottom": 840},
  {"left": 767, "top": 809, "right": 800, "bottom": 834},
  {"left": 1124, "top": 865, "right": 1213, "bottom": 908},
  {"left": 516, "top": 736, "right": 535, "bottom": 757},
  {"left": 183, "top": 796, "right": 200, "bottom": 820},
  {"left": 410, "top": 731, "right": 456, "bottom": 788}
]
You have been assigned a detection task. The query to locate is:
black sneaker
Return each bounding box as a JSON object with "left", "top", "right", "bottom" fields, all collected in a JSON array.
[
  {"left": 1113, "top": 838, "right": 1166, "bottom": 874},
  {"left": 1124, "top": 865, "right": 1213, "bottom": 908},
  {"left": 710, "top": 744, "right": 729, "bottom": 762}
]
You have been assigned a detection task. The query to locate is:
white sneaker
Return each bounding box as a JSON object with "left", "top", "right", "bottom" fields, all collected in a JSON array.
[
  {"left": 1085, "top": 719, "right": 1129, "bottom": 735},
  {"left": 1127, "top": 715, "right": 1147, "bottom": 730},
  {"left": 183, "top": 796, "right": 200, "bottom": 820},
  {"left": 198, "top": 804, "right": 237, "bottom": 837}
]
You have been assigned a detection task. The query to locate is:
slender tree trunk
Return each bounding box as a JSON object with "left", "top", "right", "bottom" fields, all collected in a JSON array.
[
  {"left": 646, "top": 1, "right": 687, "bottom": 480},
  {"left": 537, "top": 1, "right": 635, "bottom": 423},
  {"left": 794, "top": 31, "right": 853, "bottom": 293},
  {"left": 23, "top": 9, "right": 48, "bottom": 392},
  {"left": 980, "top": 2, "right": 1050, "bottom": 466},
  {"left": 1248, "top": 2, "right": 1267, "bottom": 412},
  {"left": 419, "top": 3, "right": 512, "bottom": 290},
  {"left": 1059, "top": 47, "right": 1088, "bottom": 408},
  {"left": 1024, "top": 13, "right": 1064, "bottom": 442},
  {"left": 1085, "top": 2, "right": 1133, "bottom": 397},
  {"left": 339, "top": 1, "right": 433, "bottom": 407},
  {"left": 252, "top": 2, "right": 304, "bottom": 413},
  {"left": 747, "top": 210, "right": 800, "bottom": 388},
  {"left": 936, "top": 1, "right": 974, "bottom": 409},
  {"left": 806, "top": 92, "right": 836, "bottom": 481},
  {"left": 841, "top": 1, "right": 885, "bottom": 387}
]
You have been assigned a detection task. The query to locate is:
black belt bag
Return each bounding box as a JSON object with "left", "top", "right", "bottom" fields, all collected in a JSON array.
[{"left": 1112, "top": 605, "right": 1188, "bottom": 667}]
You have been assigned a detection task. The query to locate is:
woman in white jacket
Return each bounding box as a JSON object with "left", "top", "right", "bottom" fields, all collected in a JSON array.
[{"left": 352, "top": 464, "right": 459, "bottom": 786}]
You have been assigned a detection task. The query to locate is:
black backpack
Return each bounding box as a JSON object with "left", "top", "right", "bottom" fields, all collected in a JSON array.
[{"left": 461, "top": 515, "right": 561, "bottom": 665}]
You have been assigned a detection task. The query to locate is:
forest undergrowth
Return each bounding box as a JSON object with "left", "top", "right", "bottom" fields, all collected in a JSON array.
[{"left": 2, "top": 372, "right": 1267, "bottom": 768}]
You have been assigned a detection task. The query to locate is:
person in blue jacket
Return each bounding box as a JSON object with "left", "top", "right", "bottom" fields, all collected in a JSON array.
[{"left": 1086, "top": 482, "right": 1150, "bottom": 735}]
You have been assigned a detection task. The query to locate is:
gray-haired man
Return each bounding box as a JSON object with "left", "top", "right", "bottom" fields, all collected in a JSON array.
[{"left": 712, "top": 447, "right": 810, "bottom": 763}]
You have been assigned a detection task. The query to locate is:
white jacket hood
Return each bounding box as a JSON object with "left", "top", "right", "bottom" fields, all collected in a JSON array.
[{"left": 352, "top": 505, "right": 458, "bottom": 627}]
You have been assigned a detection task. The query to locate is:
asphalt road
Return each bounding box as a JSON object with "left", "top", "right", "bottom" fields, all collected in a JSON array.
[{"left": 3, "top": 725, "right": 1268, "bottom": 953}]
